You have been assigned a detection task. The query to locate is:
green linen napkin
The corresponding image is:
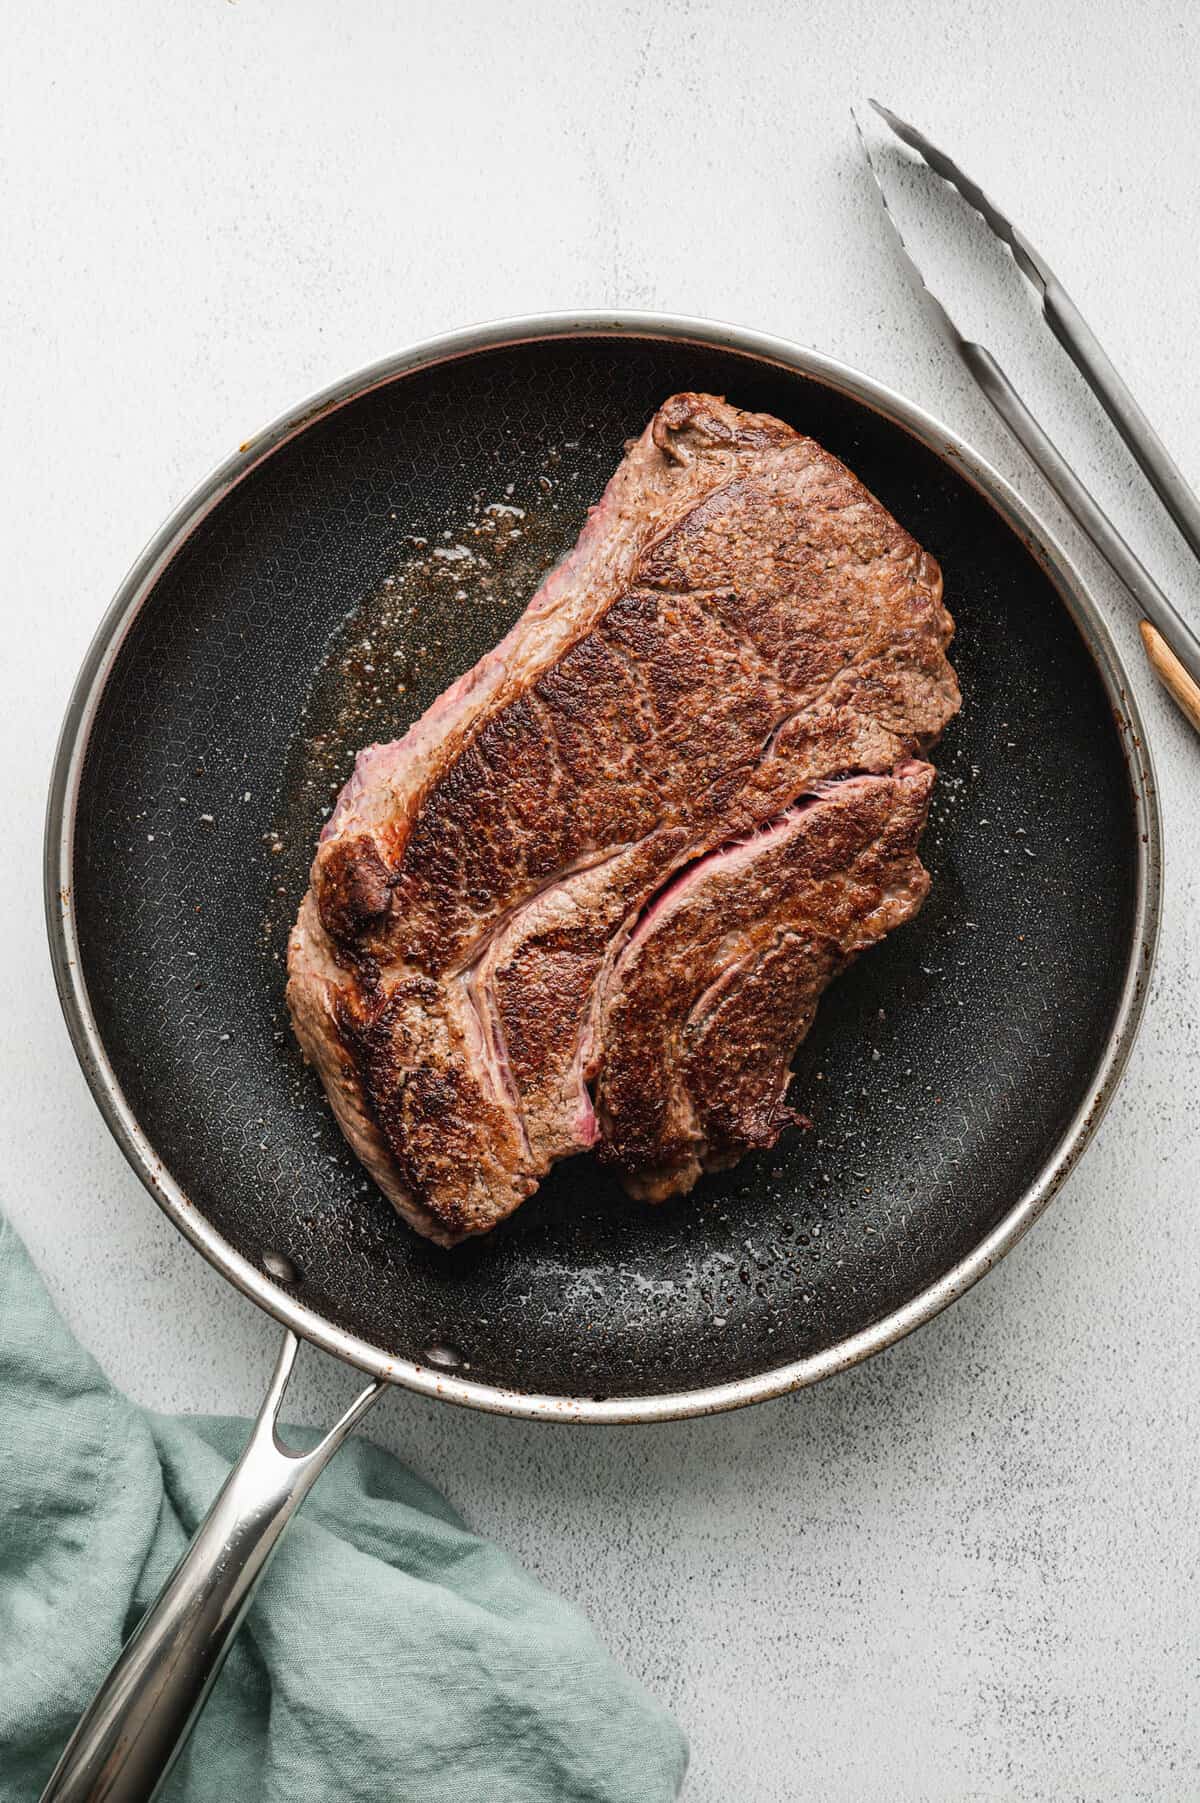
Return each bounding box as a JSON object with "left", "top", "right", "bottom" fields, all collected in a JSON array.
[{"left": 0, "top": 1214, "right": 687, "bottom": 1801}]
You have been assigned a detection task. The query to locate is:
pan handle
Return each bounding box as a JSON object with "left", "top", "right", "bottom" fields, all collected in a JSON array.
[{"left": 39, "top": 1331, "right": 384, "bottom": 1803}]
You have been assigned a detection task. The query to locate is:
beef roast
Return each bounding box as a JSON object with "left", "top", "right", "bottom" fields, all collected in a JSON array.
[{"left": 287, "top": 393, "right": 959, "bottom": 1244}]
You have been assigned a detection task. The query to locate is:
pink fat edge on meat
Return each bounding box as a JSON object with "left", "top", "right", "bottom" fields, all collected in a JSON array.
[
  {"left": 573, "top": 1084, "right": 599, "bottom": 1147},
  {"left": 576, "top": 776, "right": 876, "bottom": 1122},
  {"left": 607, "top": 774, "right": 865, "bottom": 972},
  {"left": 594, "top": 767, "right": 929, "bottom": 1041}
]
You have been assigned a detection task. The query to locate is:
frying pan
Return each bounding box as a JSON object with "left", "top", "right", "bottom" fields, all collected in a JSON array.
[{"left": 42, "top": 313, "right": 1160, "bottom": 1798}]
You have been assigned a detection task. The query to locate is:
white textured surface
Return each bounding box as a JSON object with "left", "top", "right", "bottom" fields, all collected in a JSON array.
[{"left": 3, "top": 3, "right": 1199, "bottom": 1797}]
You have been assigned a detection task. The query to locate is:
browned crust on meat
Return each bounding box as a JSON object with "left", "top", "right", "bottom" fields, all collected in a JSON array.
[
  {"left": 317, "top": 834, "right": 394, "bottom": 948},
  {"left": 286, "top": 392, "right": 959, "bottom": 1243}
]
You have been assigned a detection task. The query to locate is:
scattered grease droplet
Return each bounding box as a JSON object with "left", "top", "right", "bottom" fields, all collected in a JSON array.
[{"left": 263, "top": 1249, "right": 302, "bottom": 1284}]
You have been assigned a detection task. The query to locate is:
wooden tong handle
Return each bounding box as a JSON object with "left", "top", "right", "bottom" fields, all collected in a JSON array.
[{"left": 1139, "top": 621, "right": 1200, "bottom": 734}]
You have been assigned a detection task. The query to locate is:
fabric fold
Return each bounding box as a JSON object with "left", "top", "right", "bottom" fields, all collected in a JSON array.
[{"left": 0, "top": 1215, "right": 687, "bottom": 1802}]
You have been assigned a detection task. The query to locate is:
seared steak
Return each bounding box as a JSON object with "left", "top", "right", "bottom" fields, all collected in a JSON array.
[{"left": 287, "top": 393, "right": 959, "bottom": 1244}]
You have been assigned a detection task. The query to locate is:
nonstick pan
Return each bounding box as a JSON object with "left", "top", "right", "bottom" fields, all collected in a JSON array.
[{"left": 42, "top": 314, "right": 1160, "bottom": 1799}]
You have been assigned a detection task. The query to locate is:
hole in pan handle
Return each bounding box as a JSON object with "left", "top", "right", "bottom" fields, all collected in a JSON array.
[{"left": 38, "top": 1331, "right": 384, "bottom": 1803}]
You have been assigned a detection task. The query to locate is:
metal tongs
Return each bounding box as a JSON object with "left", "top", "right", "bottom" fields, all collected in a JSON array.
[{"left": 857, "top": 100, "right": 1200, "bottom": 736}]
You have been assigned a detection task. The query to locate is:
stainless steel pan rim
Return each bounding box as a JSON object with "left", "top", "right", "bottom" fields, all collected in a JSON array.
[{"left": 44, "top": 308, "right": 1162, "bottom": 1424}]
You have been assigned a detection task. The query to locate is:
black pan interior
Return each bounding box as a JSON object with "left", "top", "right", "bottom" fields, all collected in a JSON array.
[{"left": 73, "top": 335, "right": 1139, "bottom": 1400}]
